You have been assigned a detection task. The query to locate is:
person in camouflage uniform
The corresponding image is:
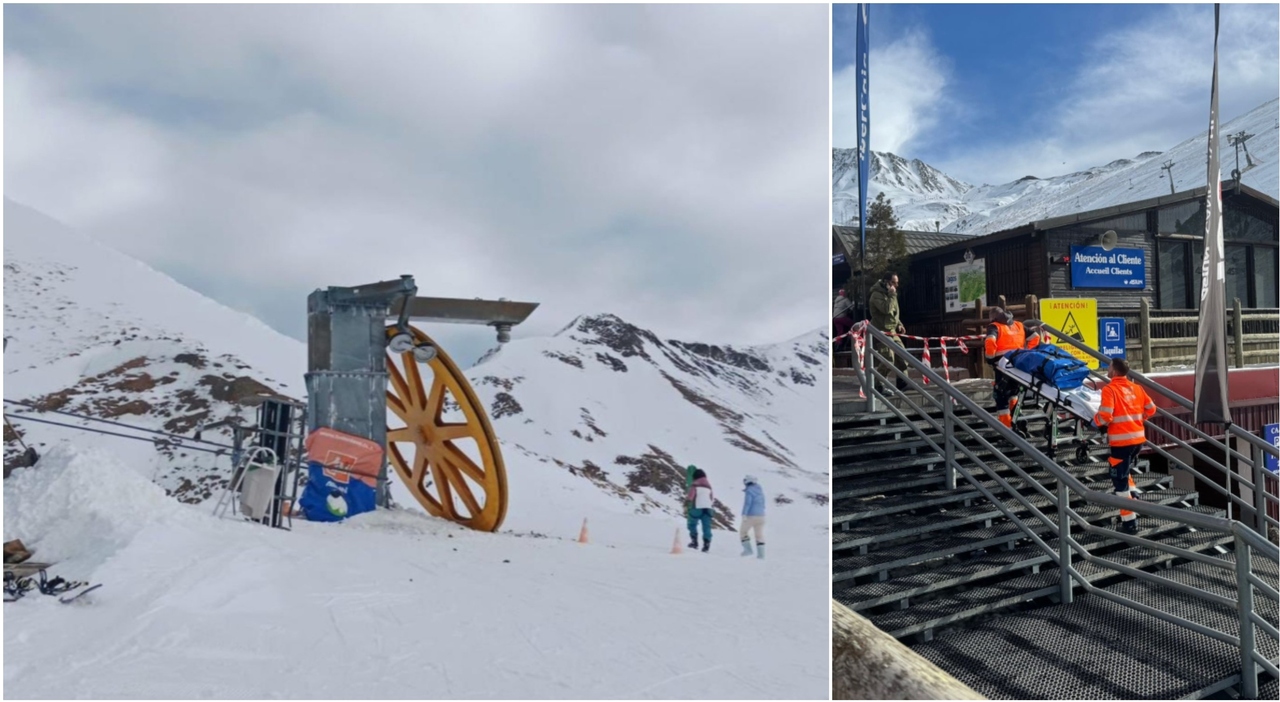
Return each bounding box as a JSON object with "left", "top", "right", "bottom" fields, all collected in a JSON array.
[{"left": 868, "top": 271, "right": 910, "bottom": 392}]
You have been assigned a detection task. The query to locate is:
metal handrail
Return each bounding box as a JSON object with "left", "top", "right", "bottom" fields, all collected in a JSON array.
[
  {"left": 858, "top": 323, "right": 1279, "bottom": 699},
  {"left": 1040, "top": 324, "right": 1280, "bottom": 532},
  {"left": 1041, "top": 324, "right": 1280, "bottom": 458},
  {"left": 863, "top": 327, "right": 1237, "bottom": 531}
]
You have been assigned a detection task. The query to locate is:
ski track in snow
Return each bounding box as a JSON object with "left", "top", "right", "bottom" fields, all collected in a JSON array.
[{"left": 5, "top": 498, "right": 828, "bottom": 699}]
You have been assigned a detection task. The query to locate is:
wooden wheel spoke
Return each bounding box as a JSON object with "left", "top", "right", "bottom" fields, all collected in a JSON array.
[
  {"left": 433, "top": 459, "right": 457, "bottom": 518},
  {"left": 438, "top": 457, "right": 483, "bottom": 517},
  {"left": 443, "top": 443, "right": 487, "bottom": 484},
  {"left": 411, "top": 446, "right": 429, "bottom": 482},
  {"left": 387, "top": 393, "right": 411, "bottom": 423},
  {"left": 387, "top": 360, "right": 413, "bottom": 407},
  {"left": 387, "top": 426, "right": 416, "bottom": 443},
  {"left": 386, "top": 325, "right": 507, "bottom": 531},
  {"left": 409, "top": 352, "right": 439, "bottom": 410},
  {"left": 435, "top": 423, "right": 476, "bottom": 442},
  {"left": 425, "top": 374, "right": 447, "bottom": 423}
]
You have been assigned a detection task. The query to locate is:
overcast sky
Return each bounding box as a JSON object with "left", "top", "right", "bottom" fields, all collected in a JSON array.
[
  {"left": 4, "top": 4, "right": 829, "bottom": 366},
  {"left": 833, "top": 3, "right": 1280, "bottom": 185}
]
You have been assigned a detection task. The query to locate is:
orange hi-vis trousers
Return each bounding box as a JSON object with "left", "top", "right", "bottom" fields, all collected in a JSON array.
[{"left": 1109, "top": 444, "right": 1142, "bottom": 522}]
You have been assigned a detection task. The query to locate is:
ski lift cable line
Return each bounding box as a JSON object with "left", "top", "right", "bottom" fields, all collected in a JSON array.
[
  {"left": 2, "top": 398, "right": 236, "bottom": 450},
  {"left": 4, "top": 412, "right": 228, "bottom": 456}
]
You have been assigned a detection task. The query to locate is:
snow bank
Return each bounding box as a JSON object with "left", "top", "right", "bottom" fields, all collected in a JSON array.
[{"left": 3, "top": 443, "right": 194, "bottom": 576}]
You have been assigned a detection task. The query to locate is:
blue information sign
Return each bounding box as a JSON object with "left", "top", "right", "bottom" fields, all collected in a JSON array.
[
  {"left": 1070, "top": 246, "right": 1146, "bottom": 289},
  {"left": 833, "top": 253, "right": 846, "bottom": 266},
  {"left": 1264, "top": 424, "right": 1279, "bottom": 475},
  {"left": 1099, "top": 318, "right": 1126, "bottom": 359}
]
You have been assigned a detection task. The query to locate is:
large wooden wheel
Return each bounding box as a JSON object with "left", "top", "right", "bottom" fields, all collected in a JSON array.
[{"left": 385, "top": 326, "right": 508, "bottom": 531}]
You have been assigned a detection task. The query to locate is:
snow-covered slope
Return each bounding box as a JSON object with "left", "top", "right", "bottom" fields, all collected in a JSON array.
[
  {"left": 454, "top": 314, "right": 829, "bottom": 536},
  {"left": 3, "top": 198, "right": 306, "bottom": 499},
  {"left": 833, "top": 98, "right": 1279, "bottom": 234},
  {"left": 3, "top": 201, "right": 829, "bottom": 698},
  {"left": 4, "top": 445, "right": 828, "bottom": 699},
  {"left": 4, "top": 198, "right": 828, "bottom": 530}
]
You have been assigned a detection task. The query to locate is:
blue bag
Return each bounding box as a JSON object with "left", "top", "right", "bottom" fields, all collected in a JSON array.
[
  {"left": 1007, "top": 344, "right": 1091, "bottom": 390},
  {"left": 298, "top": 462, "right": 377, "bottom": 522}
]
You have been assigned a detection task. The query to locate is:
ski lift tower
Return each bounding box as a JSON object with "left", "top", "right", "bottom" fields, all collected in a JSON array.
[{"left": 306, "top": 275, "right": 537, "bottom": 531}]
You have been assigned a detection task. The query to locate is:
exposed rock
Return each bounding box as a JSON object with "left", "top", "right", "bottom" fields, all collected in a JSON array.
[
  {"left": 198, "top": 375, "right": 280, "bottom": 405},
  {"left": 174, "top": 353, "right": 207, "bottom": 368},
  {"left": 615, "top": 445, "right": 734, "bottom": 528},
  {"left": 491, "top": 392, "right": 523, "bottom": 419},
  {"left": 567, "top": 314, "right": 659, "bottom": 360},
  {"left": 595, "top": 353, "right": 627, "bottom": 373},
  {"left": 542, "top": 351, "right": 584, "bottom": 369},
  {"left": 668, "top": 340, "right": 771, "bottom": 373}
]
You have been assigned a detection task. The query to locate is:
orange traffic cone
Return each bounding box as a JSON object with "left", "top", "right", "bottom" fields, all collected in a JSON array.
[
  {"left": 578, "top": 518, "right": 590, "bottom": 544},
  {"left": 670, "top": 527, "right": 684, "bottom": 554}
]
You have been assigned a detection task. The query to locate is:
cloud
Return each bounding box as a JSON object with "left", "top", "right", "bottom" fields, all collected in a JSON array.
[
  {"left": 936, "top": 4, "right": 1279, "bottom": 185},
  {"left": 4, "top": 4, "right": 829, "bottom": 366},
  {"left": 832, "top": 28, "right": 951, "bottom": 155}
]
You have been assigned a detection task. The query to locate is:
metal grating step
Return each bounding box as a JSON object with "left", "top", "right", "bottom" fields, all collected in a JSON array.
[
  {"left": 867, "top": 528, "right": 1236, "bottom": 638},
  {"left": 1104, "top": 553, "right": 1280, "bottom": 664},
  {"left": 833, "top": 486, "right": 1189, "bottom": 582},
  {"left": 834, "top": 521, "right": 1038, "bottom": 582},
  {"left": 908, "top": 574, "right": 1258, "bottom": 699},
  {"left": 833, "top": 503, "right": 1005, "bottom": 552},
  {"left": 833, "top": 435, "right": 932, "bottom": 461},
  {"left": 833, "top": 480, "right": 1190, "bottom": 554},
  {"left": 833, "top": 420, "right": 941, "bottom": 442},
  {"left": 833, "top": 457, "right": 1143, "bottom": 501},
  {"left": 834, "top": 440, "right": 1034, "bottom": 478},
  {"left": 830, "top": 469, "right": 1182, "bottom": 527},
  {"left": 833, "top": 487, "right": 986, "bottom": 526},
  {"left": 833, "top": 492, "right": 1209, "bottom": 609}
]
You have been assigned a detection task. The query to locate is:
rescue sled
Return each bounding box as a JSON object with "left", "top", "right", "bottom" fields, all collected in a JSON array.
[{"left": 994, "top": 355, "right": 1109, "bottom": 464}]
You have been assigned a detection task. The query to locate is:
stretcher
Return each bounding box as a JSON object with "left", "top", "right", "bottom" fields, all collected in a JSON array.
[{"left": 995, "top": 356, "right": 1109, "bottom": 464}]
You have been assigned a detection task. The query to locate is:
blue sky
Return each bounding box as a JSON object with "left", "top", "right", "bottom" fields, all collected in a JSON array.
[
  {"left": 833, "top": 3, "right": 1280, "bottom": 185},
  {"left": 4, "top": 4, "right": 829, "bottom": 366}
]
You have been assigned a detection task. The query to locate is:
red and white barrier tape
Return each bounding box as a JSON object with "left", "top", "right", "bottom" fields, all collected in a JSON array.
[{"left": 832, "top": 325, "right": 982, "bottom": 396}]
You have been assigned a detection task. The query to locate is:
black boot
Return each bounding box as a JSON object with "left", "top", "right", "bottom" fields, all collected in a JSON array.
[
  {"left": 1118, "top": 519, "right": 1138, "bottom": 535},
  {"left": 701, "top": 539, "right": 711, "bottom": 553},
  {"left": 688, "top": 535, "right": 698, "bottom": 549},
  {"left": 896, "top": 377, "right": 910, "bottom": 391}
]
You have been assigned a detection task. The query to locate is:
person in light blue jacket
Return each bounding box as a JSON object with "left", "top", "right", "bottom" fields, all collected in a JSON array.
[{"left": 739, "top": 475, "right": 766, "bottom": 559}]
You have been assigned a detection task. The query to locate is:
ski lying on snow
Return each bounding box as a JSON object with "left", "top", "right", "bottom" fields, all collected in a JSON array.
[{"left": 59, "top": 583, "right": 103, "bottom": 604}]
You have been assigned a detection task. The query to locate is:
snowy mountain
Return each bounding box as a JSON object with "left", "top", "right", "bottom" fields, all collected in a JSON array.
[
  {"left": 833, "top": 98, "right": 1280, "bottom": 234},
  {"left": 3, "top": 198, "right": 828, "bottom": 534},
  {"left": 461, "top": 313, "right": 829, "bottom": 534},
  {"left": 3, "top": 199, "right": 829, "bottom": 698},
  {"left": 833, "top": 150, "right": 973, "bottom": 232}
]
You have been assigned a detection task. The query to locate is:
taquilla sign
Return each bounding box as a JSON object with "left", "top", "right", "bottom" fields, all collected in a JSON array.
[{"left": 1069, "top": 245, "right": 1146, "bottom": 289}]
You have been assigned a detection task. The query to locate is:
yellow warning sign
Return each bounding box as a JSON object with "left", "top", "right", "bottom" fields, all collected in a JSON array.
[{"left": 1040, "top": 298, "right": 1100, "bottom": 369}]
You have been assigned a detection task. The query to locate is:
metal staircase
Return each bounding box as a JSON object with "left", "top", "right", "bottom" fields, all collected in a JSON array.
[{"left": 832, "top": 325, "right": 1280, "bottom": 699}]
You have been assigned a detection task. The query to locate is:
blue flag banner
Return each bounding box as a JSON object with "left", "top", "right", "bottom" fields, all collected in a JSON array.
[
  {"left": 1069, "top": 246, "right": 1146, "bottom": 289},
  {"left": 856, "top": 4, "right": 870, "bottom": 280},
  {"left": 1264, "top": 424, "right": 1278, "bottom": 474}
]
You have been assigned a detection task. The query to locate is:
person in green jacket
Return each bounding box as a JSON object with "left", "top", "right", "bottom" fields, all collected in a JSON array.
[{"left": 868, "top": 271, "right": 910, "bottom": 392}]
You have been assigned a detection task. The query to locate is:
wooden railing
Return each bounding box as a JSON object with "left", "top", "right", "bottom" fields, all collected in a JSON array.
[{"left": 836, "top": 297, "right": 1280, "bottom": 376}]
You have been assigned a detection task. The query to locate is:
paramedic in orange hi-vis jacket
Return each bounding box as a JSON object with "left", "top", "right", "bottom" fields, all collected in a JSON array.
[
  {"left": 984, "top": 307, "right": 1040, "bottom": 428},
  {"left": 1092, "top": 357, "right": 1157, "bottom": 535}
]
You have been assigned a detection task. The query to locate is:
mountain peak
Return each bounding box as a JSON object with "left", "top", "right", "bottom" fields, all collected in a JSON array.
[
  {"left": 556, "top": 313, "right": 660, "bottom": 359},
  {"left": 833, "top": 98, "right": 1278, "bottom": 234}
]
